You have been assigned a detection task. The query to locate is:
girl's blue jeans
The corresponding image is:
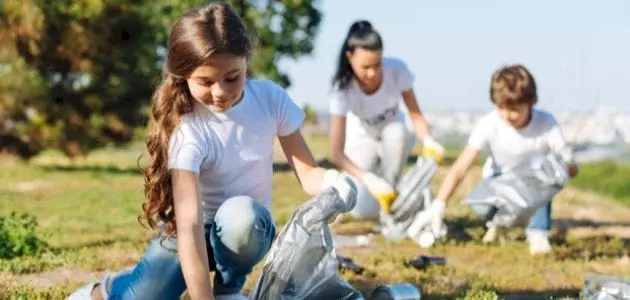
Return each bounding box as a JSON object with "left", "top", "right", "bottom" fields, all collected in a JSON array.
[{"left": 101, "top": 195, "right": 275, "bottom": 299}]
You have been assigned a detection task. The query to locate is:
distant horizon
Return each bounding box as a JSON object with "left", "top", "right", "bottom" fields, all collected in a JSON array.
[{"left": 303, "top": 104, "right": 630, "bottom": 115}]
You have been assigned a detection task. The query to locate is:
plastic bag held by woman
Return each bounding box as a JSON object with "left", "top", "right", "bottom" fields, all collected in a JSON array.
[
  {"left": 379, "top": 157, "right": 441, "bottom": 243},
  {"left": 248, "top": 181, "right": 365, "bottom": 300}
]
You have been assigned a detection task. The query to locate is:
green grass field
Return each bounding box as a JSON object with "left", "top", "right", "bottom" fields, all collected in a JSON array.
[{"left": 1, "top": 136, "right": 629, "bottom": 299}]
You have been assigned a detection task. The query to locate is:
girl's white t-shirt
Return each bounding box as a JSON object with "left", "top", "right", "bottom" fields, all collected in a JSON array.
[
  {"left": 167, "top": 79, "right": 305, "bottom": 223},
  {"left": 468, "top": 108, "right": 574, "bottom": 176},
  {"left": 329, "top": 57, "right": 415, "bottom": 146}
]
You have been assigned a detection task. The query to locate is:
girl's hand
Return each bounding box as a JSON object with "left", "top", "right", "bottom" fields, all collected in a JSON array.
[{"left": 322, "top": 169, "right": 358, "bottom": 213}]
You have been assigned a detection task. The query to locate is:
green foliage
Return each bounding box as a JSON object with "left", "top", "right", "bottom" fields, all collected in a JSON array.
[
  {"left": 0, "top": 212, "right": 48, "bottom": 260},
  {"left": 461, "top": 290, "right": 500, "bottom": 300},
  {"left": 302, "top": 104, "right": 318, "bottom": 124},
  {"left": 569, "top": 160, "right": 630, "bottom": 205},
  {"left": 0, "top": 0, "right": 322, "bottom": 158}
]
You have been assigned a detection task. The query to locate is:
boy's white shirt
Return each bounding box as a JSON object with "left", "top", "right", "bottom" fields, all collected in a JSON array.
[
  {"left": 329, "top": 57, "right": 415, "bottom": 147},
  {"left": 468, "top": 108, "right": 574, "bottom": 175},
  {"left": 167, "top": 79, "right": 306, "bottom": 223}
]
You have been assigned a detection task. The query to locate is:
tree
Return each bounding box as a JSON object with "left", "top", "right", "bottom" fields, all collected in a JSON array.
[{"left": 0, "top": 0, "right": 322, "bottom": 158}]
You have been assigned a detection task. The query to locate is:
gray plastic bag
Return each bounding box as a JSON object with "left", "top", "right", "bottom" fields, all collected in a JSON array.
[
  {"left": 462, "top": 153, "right": 569, "bottom": 227},
  {"left": 248, "top": 187, "right": 364, "bottom": 300},
  {"left": 379, "top": 157, "right": 439, "bottom": 241}
]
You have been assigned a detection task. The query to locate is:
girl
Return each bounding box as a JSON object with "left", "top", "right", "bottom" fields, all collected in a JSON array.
[
  {"left": 68, "top": 3, "right": 355, "bottom": 300},
  {"left": 328, "top": 20, "right": 445, "bottom": 219}
]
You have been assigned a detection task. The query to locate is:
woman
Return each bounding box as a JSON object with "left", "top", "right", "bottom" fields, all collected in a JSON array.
[{"left": 328, "top": 20, "right": 444, "bottom": 219}]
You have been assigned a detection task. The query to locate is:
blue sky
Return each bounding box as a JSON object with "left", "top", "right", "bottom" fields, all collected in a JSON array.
[{"left": 279, "top": 0, "right": 630, "bottom": 113}]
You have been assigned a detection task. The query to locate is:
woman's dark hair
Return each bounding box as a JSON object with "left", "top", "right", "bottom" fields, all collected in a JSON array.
[{"left": 331, "top": 20, "right": 383, "bottom": 90}]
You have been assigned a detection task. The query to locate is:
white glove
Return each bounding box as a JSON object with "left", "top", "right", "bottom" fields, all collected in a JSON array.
[
  {"left": 422, "top": 136, "right": 446, "bottom": 163},
  {"left": 322, "top": 169, "right": 358, "bottom": 214},
  {"left": 406, "top": 199, "right": 446, "bottom": 244},
  {"left": 360, "top": 171, "right": 397, "bottom": 213}
]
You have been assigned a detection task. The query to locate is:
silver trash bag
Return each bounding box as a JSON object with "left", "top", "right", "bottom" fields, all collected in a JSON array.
[
  {"left": 379, "top": 157, "right": 438, "bottom": 241},
  {"left": 462, "top": 153, "right": 569, "bottom": 228},
  {"left": 583, "top": 274, "right": 630, "bottom": 300},
  {"left": 248, "top": 187, "right": 365, "bottom": 300}
]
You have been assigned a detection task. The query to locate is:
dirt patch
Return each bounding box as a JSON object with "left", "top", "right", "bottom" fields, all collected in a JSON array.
[
  {"left": 6, "top": 268, "right": 108, "bottom": 288},
  {"left": 553, "top": 188, "right": 630, "bottom": 238},
  {"left": 15, "top": 180, "right": 52, "bottom": 192}
]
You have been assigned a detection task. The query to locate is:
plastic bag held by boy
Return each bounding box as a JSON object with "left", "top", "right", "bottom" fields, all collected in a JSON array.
[
  {"left": 248, "top": 186, "right": 364, "bottom": 300},
  {"left": 463, "top": 153, "right": 569, "bottom": 228}
]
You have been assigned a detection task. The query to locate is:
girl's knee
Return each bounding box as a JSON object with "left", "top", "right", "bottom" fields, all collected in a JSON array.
[
  {"left": 213, "top": 196, "right": 274, "bottom": 259},
  {"left": 215, "top": 196, "right": 261, "bottom": 223}
]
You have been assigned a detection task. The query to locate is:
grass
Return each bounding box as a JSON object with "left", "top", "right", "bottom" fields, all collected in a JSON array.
[
  {"left": 569, "top": 160, "right": 630, "bottom": 206},
  {"left": 1, "top": 135, "right": 629, "bottom": 299}
]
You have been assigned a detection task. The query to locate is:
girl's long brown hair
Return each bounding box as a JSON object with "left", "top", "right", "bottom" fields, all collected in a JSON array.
[{"left": 140, "top": 2, "right": 253, "bottom": 237}]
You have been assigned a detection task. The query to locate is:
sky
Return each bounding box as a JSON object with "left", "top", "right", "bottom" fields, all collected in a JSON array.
[{"left": 279, "top": 0, "right": 630, "bottom": 113}]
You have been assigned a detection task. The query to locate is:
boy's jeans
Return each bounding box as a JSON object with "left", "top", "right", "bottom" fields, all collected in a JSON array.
[{"left": 102, "top": 195, "right": 276, "bottom": 299}]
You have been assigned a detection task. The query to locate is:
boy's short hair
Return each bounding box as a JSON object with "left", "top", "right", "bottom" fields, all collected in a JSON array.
[{"left": 490, "top": 64, "right": 537, "bottom": 105}]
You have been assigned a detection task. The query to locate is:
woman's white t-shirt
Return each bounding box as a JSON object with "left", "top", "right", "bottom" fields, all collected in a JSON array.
[
  {"left": 167, "top": 79, "right": 306, "bottom": 223},
  {"left": 329, "top": 57, "right": 414, "bottom": 146}
]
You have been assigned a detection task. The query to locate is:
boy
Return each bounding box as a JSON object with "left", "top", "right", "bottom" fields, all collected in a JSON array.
[{"left": 412, "top": 64, "right": 578, "bottom": 255}]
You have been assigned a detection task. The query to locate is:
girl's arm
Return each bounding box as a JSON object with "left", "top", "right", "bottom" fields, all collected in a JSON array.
[
  {"left": 277, "top": 129, "right": 330, "bottom": 196},
  {"left": 171, "top": 169, "right": 212, "bottom": 300}
]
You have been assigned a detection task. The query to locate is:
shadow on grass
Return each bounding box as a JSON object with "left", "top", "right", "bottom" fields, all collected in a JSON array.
[
  {"left": 40, "top": 159, "right": 335, "bottom": 174},
  {"left": 272, "top": 154, "right": 460, "bottom": 173},
  {"left": 555, "top": 218, "right": 630, "bottom": 230},
  {"left": 500, "top": 288, "right": 580, "bottom": 300},
  {"left": 37, "top": 154, "right": 457, "bottom": 175},
  {"left": 39, "top": 165, "right": 142, "bottom": 175},
  {"left": 443, "top": 215, "right": 488, "bottom": 243},
  {"left": 553, "top": 234, "right": 630, "bottom": 261}
]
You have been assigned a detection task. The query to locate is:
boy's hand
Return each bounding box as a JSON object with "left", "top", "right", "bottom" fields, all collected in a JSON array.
[
  {"left": 422, "top": 136, "right": 446, "bottom": 164},
  {"left": 361, "top": 172, "right": 397, "bottom": 213},
  {"left": 407, "top": 199, "right": 446, "bottom": 244}
]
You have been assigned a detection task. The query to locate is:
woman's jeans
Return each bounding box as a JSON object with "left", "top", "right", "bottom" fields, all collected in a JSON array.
[{"left": 102, "top": 195, "right": 276, "bottom": 299}]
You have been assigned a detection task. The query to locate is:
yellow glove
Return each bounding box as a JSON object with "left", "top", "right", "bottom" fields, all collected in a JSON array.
[
  {"left": 422, "top": 136, "right": 446, "bottom": 164},
  {"left": 360, "top": 172, "right": 397, "bottom": 213}
]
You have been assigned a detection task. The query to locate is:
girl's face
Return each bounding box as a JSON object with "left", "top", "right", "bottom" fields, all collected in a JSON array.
[
  {"left": 346, "top": 47, "right": 383, "bottom": 92},
  {"left": 187, "top": 53, "right": 247, "bottom": 112}
]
